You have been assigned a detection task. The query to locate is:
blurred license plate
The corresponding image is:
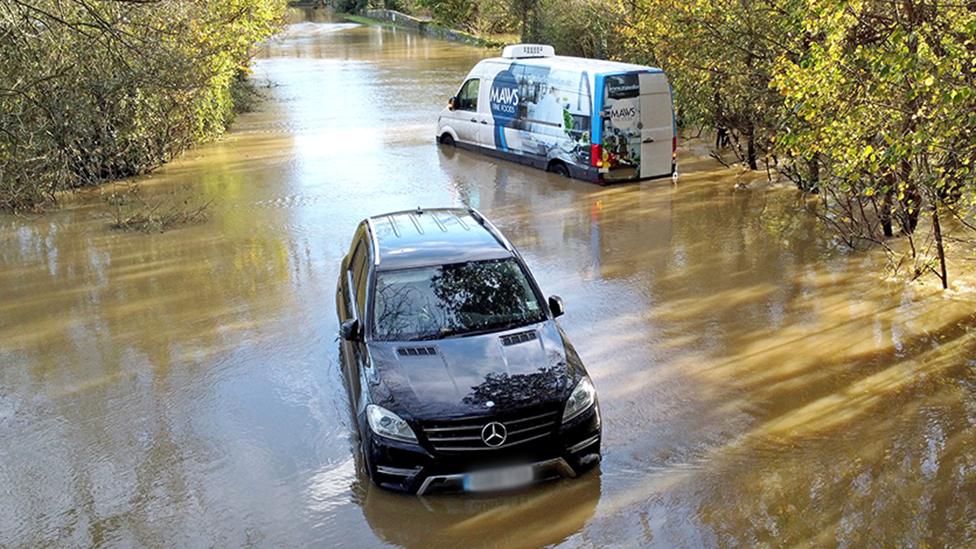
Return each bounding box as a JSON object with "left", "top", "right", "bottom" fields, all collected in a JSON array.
[{"left": 464, "top": 465, "right": 534, "bottom": 492}]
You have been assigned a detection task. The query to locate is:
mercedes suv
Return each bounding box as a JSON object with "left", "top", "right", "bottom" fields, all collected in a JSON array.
[{"left": 336, "top": 207, "right": 601, "bottom": 495}]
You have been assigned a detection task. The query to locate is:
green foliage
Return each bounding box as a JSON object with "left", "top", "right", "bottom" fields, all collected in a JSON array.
[
  {"left": 617, "top": 0, "right": 807, "bottom": 169},
  {"left": 534, "top": 0, "right": 622, "bottom": 57},
  {"left": 414, "top": 0, "right": 476, "bottom": 31},
  {"left": 770, "top": 0, "right": 975, "bottom": 286},
  {"left": 412, "top": 0, "right": 517, "bottom": 35},
  {"left": 402, "top": 0, "right": 614, "bottom": 54},
  {"left": 613, "top": 0, "right": 974, "bottom": 286},
  {"left": 0, "top": 0, "right": 286, "bottom": 212},
  {"left": 336, "top": 0, "right": 370, "bottom": 13}
]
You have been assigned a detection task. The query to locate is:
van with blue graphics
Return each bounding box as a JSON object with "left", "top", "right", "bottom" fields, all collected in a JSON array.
[{"left": 437, "top": 44, "right": 676, "bottom": 184}]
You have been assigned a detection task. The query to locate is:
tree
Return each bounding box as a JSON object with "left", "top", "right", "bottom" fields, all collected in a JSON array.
[
  {"left": 618, "top": 0, "right": 806, "bottom": 170},
  {"left": 772, "top": 0, "right": 976, "bottom": 288},
  {"left": 0, "top": 0, "right": 285, "bottom": 211}
]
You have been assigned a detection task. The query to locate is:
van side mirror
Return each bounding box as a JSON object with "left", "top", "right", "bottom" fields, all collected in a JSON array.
[
  {"left": 447, "top": 96, "right": 456, "bottom": 111},
  {"left": 340, "top": 319, "right": 363, "bottom": 341},
  {"left": 548, "top": 295, "right": 564, "bottom": 318}
]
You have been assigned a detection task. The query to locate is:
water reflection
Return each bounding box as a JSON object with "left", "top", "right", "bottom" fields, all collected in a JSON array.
[
  {"left": 373, "top": 258, "right": 545, "bottom": 341},
  {"left": 462, "top": 366, "right": 567, "bottom": 409},
  {"left": 355, "top": 474, "right": 601, "bottom": 549},
  {"left": 1, "top": 7, "right": 975, "bottom": 548}
]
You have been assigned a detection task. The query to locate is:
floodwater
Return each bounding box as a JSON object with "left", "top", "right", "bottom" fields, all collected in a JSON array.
[{"left": 2, "top": 8, "right": 975, "bottom": 548}]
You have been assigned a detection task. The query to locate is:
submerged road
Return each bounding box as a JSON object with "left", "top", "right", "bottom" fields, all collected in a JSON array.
[{"left": 2, "top": 8, "right": 975, "bottom": 548}]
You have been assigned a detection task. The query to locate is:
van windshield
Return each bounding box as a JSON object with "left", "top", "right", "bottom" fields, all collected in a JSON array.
[{"left": 371, "top": 258, "right": 546, "bottom": 341}]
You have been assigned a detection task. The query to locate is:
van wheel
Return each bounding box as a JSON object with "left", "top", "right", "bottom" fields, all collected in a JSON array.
[
  {"left": 440, "top": 133, "right": 455, "bottom": 146},
  {"left": 549, "top": 162, "right": 570, "bottom": 178}
]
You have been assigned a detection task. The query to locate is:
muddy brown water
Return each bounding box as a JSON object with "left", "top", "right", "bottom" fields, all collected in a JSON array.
[{"left": 2, "top": 9, "right": 976, "bottom": 548}]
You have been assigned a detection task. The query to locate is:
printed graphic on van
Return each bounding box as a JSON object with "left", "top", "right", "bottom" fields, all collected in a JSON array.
[
  {"left": 489, "top": 68, "right": 519, "bottom": 150},
  {"left": 601, "top": 74, "right": 642, "bottom": 170},
  {"left": 488, "top": 62, "right": 592, "bottom": 167},
  {"left": 436, "top": 47, "right": 675, "bottom": 183}
]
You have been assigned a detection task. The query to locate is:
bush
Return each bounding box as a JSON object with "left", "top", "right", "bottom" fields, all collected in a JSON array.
[
  {"left": 336, "top": 0, "right": 369, "bottom": 13},
  {"left": 535, "top": 0, "right": 622, "bottom": 57},
  {"left": 105, "top": 184, "right": 212, "bottom": 233},
  {"left": 0, "top": 0, "right": 286, "bottom": 212}
]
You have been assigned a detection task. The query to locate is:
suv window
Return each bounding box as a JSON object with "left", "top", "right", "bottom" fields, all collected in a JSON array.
[
  {"left": 348, "top": 240, "right": 367, "bottom": 317},
  {"left": 457, "top": 79, "right": 480, "bottom": 111},
  {"left": 355, "top": 248, "right": 370, "bottom": 319},
  {"left": 371, "top": 258, "right": 545, "bottom": 341}
]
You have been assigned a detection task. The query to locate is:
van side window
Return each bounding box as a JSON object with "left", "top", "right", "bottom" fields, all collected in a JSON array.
[{"left": 457, "top": 79, "right": 480, "bottom": 111}]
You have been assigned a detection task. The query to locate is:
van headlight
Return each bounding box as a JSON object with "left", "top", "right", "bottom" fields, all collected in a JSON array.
[
  {"left": 366, "top": 404, "right": 417, "bottom": 443},
  {"left": 562, "top": 377, "right": 596, "bottom": 423}
]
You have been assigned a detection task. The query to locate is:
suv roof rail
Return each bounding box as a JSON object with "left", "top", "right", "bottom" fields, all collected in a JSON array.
[
  {"left": 364, "top": 217, "right": 381, "bottom": 265},
  {"left": 467, "top": 208, "right": 514, "bottom": 253}
]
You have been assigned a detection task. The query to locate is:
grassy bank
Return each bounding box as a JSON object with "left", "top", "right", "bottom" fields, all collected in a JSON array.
[{"left": 0, "top": 0, "right": 287, "bottom": 213}]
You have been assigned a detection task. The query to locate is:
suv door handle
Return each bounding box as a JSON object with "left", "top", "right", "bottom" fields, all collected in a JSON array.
[
  {"left": 642, "top": 138, "right": 655, "bottom": 143},
  {"left": 470, "top": 118, "right": 478, "bottom": 123},
  {"left": 479, "top": 120, "right": 488, "bottom": 125}
]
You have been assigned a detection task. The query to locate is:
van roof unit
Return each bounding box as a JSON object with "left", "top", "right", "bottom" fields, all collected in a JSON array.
[
  {"left": 501, "top": 44, "right": 555, "bottom": 59},
  {"left": 485, "top": 53, "right": 659, "bottom": 75}
]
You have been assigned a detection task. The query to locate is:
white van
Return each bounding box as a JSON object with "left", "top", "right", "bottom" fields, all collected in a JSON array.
[{"left": 437, "top": 44, "right": 676, "bottom": 184}]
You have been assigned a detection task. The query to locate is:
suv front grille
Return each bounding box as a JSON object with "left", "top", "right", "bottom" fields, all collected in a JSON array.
[{"left": 422, "top": 409, "right": 559, "bottom": 452}]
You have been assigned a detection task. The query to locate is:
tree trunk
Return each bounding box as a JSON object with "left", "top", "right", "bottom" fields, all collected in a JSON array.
[
  {"left": 899, "top": 18, "right": 921, "bottom": 235},
  {"left": 746, "top": 124, "right": 758, "bottom": 170},
  {"left": 899, "top": 160, "right": 921, "bottom": 234},
  {"left": 804, "top": 156, "right": 819, "bottom": 193},
  {"left": 881, "top": 180, "right": 893, "bottom": 237},
  {"left": 932, "top": 202, "right": 948, "bottom": 289}
]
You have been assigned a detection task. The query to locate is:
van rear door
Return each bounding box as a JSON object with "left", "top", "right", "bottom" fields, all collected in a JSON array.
[{"left": 638, "top": 72, "right": 674, "bottom": 179}]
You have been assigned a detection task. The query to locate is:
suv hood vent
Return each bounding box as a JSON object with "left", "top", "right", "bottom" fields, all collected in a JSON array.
[
  {"left": 397, "top": 346, "right": 438, "bottom": 357},
  {"left": 500, "top": 330, "right": 538, "bottom": 347}
]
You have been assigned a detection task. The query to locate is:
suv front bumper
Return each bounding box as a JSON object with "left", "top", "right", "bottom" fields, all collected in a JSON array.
[{"left": 361, "top": 405, "right": 602, "bottom": 495}]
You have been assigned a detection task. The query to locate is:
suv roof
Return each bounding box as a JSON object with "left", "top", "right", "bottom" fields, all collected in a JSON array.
[{"left": 366, "top": 208, "right": 514, "bottom": 271}]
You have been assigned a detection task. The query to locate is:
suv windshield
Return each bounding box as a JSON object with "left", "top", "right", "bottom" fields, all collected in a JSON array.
[{"left": 371, "top": 258, "right": 546, "bottom": 341}]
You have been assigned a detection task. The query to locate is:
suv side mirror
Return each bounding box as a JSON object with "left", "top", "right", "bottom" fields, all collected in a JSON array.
[
  {"left": 447, "top": 96, "right": 456, "bottom": 111},
  {"left": 548, "top": 295, "right": 565, "bottom": 318},
  {"left": 340, "top": 319, "right": 363, "bottom": 341}
]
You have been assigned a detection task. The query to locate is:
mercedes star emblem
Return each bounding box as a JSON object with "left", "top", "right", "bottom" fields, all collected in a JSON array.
[{"left": 481, "top": 421, "right": 507, "bottom": 447}]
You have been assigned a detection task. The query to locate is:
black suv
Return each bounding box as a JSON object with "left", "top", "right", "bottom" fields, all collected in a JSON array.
[{"left": 336, "top": 208, "right": 601, "bottom": 495}]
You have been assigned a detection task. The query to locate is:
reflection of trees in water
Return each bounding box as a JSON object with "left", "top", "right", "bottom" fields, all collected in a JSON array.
[
  {"left": 430, "top": 261, "right": 530, "bottom": 326},
  {"left": 696, "top": 406, "right": 976, "bottom": 546},
  {"left": 373, "top": 282, "right": 441, "bottom": 341},
  {"left": 374, "top": 260, "right": 541, "bottom": 341},
  {"left": 462, "top": 365, "right": 567, "bottom": 409}
]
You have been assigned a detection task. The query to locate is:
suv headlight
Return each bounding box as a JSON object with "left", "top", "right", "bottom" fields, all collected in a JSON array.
[
  {"left": 562, "top": 377, "right": 596, "bottom": 423},
  {"left": 366, "top": 404, "right": 417, "bottom": 443}
]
